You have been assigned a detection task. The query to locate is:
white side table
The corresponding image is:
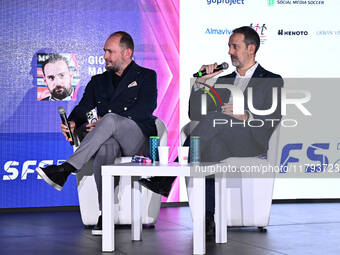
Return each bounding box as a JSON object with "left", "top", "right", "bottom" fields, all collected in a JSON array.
[{"left": 101, "top": 162, "right": 227, "bottom": 254}]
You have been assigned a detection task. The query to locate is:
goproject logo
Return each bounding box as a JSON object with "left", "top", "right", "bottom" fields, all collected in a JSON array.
[{"left": 206, "top": 0, "right": 245, "bottom": 6}]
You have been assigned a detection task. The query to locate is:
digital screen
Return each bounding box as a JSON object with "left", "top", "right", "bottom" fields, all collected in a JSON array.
[{"left": 0, "top": 0, "right": 179, "bottom": 208}]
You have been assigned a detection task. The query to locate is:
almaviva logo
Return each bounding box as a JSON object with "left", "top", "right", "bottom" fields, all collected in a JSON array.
[{"left": 205, "top": 28, "right": 233, "bottom": 35}]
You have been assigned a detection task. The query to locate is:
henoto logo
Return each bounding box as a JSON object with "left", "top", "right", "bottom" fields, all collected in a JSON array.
[{"left": 278, "top": 29, "right": 309, "bottom": 36}]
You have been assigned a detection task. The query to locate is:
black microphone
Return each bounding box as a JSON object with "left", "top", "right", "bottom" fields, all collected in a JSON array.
[
  {"left": 58, "top": 106, "right": 75, "bottom": 146},
  {"left": 193, "top": 62, "right": 229, "bottom": 77}
]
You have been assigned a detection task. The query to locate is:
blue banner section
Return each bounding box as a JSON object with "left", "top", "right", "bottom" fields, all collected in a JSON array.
[
  {"left": 0, "top": 0, "right": 144, "bottom": 208},
  {"left": 0, "top": 133, "right": 77, "bottom": 208}
]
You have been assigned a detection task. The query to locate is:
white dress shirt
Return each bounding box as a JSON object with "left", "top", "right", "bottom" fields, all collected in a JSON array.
[{"left": 228, "top": 62, "right": 258, "bottom": 104}]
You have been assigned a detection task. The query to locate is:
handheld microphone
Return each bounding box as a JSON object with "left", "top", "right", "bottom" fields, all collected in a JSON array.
[
  {"left": 193, "top": 62, "right": 229, "bottom": 77},
  {"left": 58, "top": 106, "right": 75, "bottom": 146}
]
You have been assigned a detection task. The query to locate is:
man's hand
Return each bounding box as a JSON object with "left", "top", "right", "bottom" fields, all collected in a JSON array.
[
  {"left": 196, "top": 63, "right": 224, "bottom": 84},
  {"left": 60, "top": 121, "right": 75, "bottom": 142},
  {"left": 221, "top": 103, "right": 248, "bottom": 121},
  {"left": 85, "top": 116, "right": 102, "bottom": 132}
]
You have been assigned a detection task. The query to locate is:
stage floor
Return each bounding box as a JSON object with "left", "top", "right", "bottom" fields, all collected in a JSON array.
[{"left": 1, "top": 203, "right": 340, "bottom": 255}]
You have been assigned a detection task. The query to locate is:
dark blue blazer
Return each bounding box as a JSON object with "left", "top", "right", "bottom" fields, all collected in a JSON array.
[
  {"left": 189, "top": 64, "right": 283, "bottom": 152},
  {"left": 68, "top": 61, "right": 157, "bottom": 137}
]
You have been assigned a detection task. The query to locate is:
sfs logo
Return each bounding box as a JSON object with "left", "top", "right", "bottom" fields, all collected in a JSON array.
[
  {"left": 280, "top": 143, "right": 330, "bottom": 173},
  {"left": 2, "top": 160, "right": 65, "bottom": 180}
]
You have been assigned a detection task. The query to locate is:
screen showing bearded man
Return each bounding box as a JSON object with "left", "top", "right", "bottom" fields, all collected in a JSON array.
[{"left": 38, "top": 53, "right": 78, "bottom": 101}]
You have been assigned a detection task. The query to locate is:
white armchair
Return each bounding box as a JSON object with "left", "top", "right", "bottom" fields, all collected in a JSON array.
[
  {"left": 75, "top": 118, "right": 168, "bottom": 226},
  {"left": 182, "top": 121, "right": 280, "bottom": 229}
]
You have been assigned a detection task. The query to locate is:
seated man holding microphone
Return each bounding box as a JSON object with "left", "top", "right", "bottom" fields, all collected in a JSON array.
[
  {"left": 139, "top": 26, "right": 283, "bottom": 237},
  {"left": 36, "top": 31, "right": 158, "bottom": 235}
]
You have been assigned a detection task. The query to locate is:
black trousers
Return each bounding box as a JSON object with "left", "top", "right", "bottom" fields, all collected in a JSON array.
[{"left": 185, "top": 112, "right": 265, "bottom": 215}]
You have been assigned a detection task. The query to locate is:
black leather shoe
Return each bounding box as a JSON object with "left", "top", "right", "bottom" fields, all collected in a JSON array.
[
  {"left": 35, "top": 164, "right": 72, "bottom": 191},
  {"left": 138, "top": 177, "right": 175, "bottom": 197},
  {"left": 91, "top": 215, "right": 102, "bottom": 236},
  {"left": 206, "top": 216, "right": 215, "bottom": 239}
]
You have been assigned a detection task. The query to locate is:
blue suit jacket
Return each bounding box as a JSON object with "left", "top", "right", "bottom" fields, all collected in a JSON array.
[
  {"left": 68, "top": 61, "right": 157, "bottom": 137},
  {"left": 189, "top": 64, "right": 283, "bottom": 152}
]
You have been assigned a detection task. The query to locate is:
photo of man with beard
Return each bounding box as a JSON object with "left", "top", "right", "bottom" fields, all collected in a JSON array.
[{"left": 39, "top": 53, "right": 75, "bottom": 101}]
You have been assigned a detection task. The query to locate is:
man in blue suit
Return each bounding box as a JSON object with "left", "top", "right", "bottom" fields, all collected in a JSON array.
[
  {"left": 36, "top": 31, "right": 157, "bottom": 234},
  {"left": 140, "top": 26, "right": 283, "bottom": 236}
]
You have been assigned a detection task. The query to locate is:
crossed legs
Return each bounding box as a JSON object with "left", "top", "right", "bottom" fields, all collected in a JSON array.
[{"left": 36, "top": 113, "right": 147, "bottom": 194}]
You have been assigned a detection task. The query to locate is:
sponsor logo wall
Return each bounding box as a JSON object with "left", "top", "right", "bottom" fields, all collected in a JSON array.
[{"left": 181, "top": 0, "right": 340, "bottom": 200}]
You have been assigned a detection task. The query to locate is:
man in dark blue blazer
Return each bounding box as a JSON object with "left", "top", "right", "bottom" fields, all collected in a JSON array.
[
  {"left": 139, "top": 26, "right": 283, "bottom": 236},
  {"left": 188, "top": 63, "right": 283, "bottom": 162},
  {"left": 36, "top": 31, "right": 157, "bottom": 234}
]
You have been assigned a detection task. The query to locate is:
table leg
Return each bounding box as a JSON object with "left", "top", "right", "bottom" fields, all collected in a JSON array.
[
  {"left": 102, "top": 175, "right": 115, "bottom": 251},
  {"left": 131, "top": 176, "right": 142, "bottom": 241},
  {"left": 215, "top": 177, "right": 227, "bottom": 243},
  {"left": 192, "top": 177, "right": 205, "bottom": 254}
]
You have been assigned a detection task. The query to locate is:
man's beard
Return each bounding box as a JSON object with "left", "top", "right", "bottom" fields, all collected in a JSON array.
[
  {"left": 105, "top": 64, "right": 120, "bottom": 73},
  {"left": 230, "top": 56, "right": 241, "bottom": 68},
  {"left": 105, "top": 60, "right": 124, "bottom": 73},
  {"left": 51, "top": 86, "right": 72, "bottom": 100}
]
